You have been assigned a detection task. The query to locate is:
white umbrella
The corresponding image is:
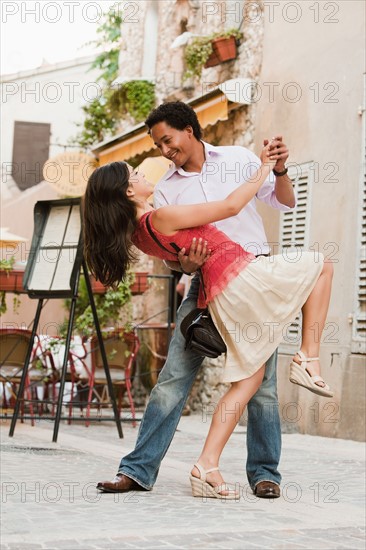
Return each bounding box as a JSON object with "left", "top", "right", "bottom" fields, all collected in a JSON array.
[
  {"left": 43, "top": 152, "right": 98, "bottom": 197},
  {"left": 137, "top": 156, "right": 171, "bottom": 185},
  {"left": 0, "top": 227, "right": 28, "bottom": 248}
]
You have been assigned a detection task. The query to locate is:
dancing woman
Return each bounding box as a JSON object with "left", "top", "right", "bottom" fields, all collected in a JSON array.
[{"left": 83, "top": 143, "right": 333, "bottom": 499}]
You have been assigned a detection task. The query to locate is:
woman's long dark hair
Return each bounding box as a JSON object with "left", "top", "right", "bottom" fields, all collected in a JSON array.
[{"left": 82, "top": 161, "right": 138, "bottom": 287}]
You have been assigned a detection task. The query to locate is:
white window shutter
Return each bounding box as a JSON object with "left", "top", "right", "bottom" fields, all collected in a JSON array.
[
  {"left": 280, "top": 162, "right": 313, "bottom": 250},
  {"left": 352, "top": 138, "right": 366, "bottom": 353}
]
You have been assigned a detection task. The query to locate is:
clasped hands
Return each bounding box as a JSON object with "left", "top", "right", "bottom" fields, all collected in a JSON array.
[{"left": 262, "top": 135, "right": 289, "bottom": 171}]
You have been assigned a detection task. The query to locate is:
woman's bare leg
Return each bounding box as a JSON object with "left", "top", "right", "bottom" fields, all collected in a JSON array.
[
  {"left": 191, "top": 365, "right": 265, "bottom": 490},
  {"left": 293, "top": 260, "right": 334, "bottom": 385}
]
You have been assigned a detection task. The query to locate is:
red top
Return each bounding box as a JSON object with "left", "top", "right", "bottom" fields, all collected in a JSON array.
[{"left": 131, "top": 212, "right": 255, "bottom": 308}]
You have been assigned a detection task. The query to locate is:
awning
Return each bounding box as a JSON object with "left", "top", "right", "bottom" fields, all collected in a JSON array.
[
  {"left": 194, "top": 94, "right": 228, "bottom": 129},
  {"left": 93, "top": 79, "right": 254, "bottom": 166},
  {"left": 97, "top": 94, "right": 228, "bottom": 166},
  {"left": 98, "top": 133, "right": 154, "bottom": 166}
]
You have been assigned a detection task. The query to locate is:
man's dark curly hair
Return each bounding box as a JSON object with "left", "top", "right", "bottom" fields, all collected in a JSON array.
[{"left": 145, "top": 101, "right": 202, "bottom": 140}]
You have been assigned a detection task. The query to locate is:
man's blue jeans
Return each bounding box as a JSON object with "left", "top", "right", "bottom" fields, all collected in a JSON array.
[{"left": 119, "top": 275, "right": 281, "bottom": 490}]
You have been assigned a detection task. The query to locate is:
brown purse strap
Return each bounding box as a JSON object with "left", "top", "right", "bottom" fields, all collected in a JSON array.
[{"left": 145, "top": 213, "right": 180, "bottom": 254}]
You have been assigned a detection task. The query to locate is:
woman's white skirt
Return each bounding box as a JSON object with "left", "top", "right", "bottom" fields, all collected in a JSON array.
[{"left": 209, "top": 251, "right": 324, "bottom": 383}]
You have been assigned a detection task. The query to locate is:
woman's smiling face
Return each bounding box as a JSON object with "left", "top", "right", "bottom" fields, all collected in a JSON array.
[{"left": 127, "top": 165, "right": 154, "bottom": 199}]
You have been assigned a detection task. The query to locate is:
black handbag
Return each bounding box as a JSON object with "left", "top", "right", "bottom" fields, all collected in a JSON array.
[
  {"left": 145, "top": 213, "right": 227, "bottom": 359},
  {"left": 180, "top": 305, "right": 227, "bottom": 358}
]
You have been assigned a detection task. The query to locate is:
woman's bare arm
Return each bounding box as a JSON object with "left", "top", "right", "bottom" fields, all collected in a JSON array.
[{"left": 152, "top": 158, "right": 274, "bottom": 235}]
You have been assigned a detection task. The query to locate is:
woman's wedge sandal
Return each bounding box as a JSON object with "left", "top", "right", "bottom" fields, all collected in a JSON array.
[
  {"left": 289, "top": 351, "right": 334, "bottom": 398},
  {"left": 190, "top": 463, "right": 239, "bottom": 500}
]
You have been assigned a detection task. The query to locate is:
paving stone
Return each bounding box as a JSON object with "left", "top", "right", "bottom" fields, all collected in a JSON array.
[{"left": 1, "top": 419, "right": 365, "bottom": 549}]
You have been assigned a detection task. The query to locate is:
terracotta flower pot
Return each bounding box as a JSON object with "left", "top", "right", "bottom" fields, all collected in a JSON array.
[
  {"left": 130, "top": 272, "right": 149, "bottom": 294},
  {"left": 90, "top": 272, "right": 150, "bottom": 295},
  {"left": 204, "top": 35, "right": 238, "bottom": 68},
  {"left": 204, "top": 50, "right": 221, "bottom": 68},
  {"left": 0, "top": 270, "right": 25, "bottom": 293}
]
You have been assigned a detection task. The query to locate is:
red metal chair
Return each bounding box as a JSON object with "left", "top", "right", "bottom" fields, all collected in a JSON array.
[
  {"left": 0, "top": 329, "right": 57, "bottom": 424},
  {"left": 39, "top": 335, "right": 92, "bottom": 423},
  {"left": 85, "top": 329, "right": 140, "bottom": 427}
]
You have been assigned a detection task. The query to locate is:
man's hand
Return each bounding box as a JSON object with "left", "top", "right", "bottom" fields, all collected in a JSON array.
[
  {"left": 264, "top": 135, "right": 289, "bottom": 171},
  {"left": 263, "top": 135, "right": 295, "bottom": 207},
  {"left": 178, "top": 237, "right": 211, "bottom": 274}
]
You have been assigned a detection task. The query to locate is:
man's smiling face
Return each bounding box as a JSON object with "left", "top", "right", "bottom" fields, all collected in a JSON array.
[{"left": 150, "top": 122, "right": 195, "bottom": 168}]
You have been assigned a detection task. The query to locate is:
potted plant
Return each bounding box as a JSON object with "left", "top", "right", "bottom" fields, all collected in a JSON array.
[
  {"left": 91, "top": 271, "right": 150, "bottom": 296},
  {"left": 0, "top": 258, "right": 23, "bottom": 314},
  {"left": 184, "top": 28, "right": 243, "bottom": 80},
  {"left": 63, "top": 272, "right": 136, "bottom": 339},
  {"left": 49, "top": 272, "right": 139, "bottom": 417}
]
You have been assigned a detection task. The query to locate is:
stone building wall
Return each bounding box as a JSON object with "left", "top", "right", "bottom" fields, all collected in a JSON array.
[{"left": 119, "top": 0, "right": 264, "bottom": 109}]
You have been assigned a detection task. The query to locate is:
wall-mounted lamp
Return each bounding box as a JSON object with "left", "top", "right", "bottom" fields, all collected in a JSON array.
[{"left": 170, "top": 32, "right": 201, "bottom": 49}]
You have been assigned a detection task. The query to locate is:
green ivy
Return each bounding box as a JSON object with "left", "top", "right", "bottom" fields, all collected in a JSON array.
[
  {"left": 0, "top": 257, "right": 16, "bottom": 315},
  {"left": 74, "top": 2, "right": 155, "bottom": 148},
  {"left": 0, "top": 258, "right": 15, "bottom": 272},
  {"left": 73, "top": 4, "right": 123, "bottom": 148},
  {"left": 184, "top": 38, "right": 214, "bottom": 79},
  {"left": 62, "top": 273, "right": 135, "bottom": 338},
  {"left": 88, "top": 7, "right": 123, "bottom": 85},
  {"left": 76, "top": 98, "right": 116, "bottom": 148},
  {"left": 0, "top": 292, "right": 6, "bottom": 316},
  {"left": 108, "top": 80, "right": 156, "bottom": 123}
]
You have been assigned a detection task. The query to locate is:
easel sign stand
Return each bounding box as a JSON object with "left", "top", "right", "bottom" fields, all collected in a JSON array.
[{"left": 9, "top": 198, "right": 123, "bottom": 442}]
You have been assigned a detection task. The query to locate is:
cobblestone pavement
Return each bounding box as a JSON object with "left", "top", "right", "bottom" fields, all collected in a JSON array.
[{"left": 0, "top": 414, "right": 364, "bottom": 549}]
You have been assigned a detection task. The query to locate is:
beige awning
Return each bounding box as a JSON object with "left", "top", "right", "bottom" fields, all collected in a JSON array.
[
  {"left": 99, "top": 133, "right": 154, "bottom": 166},
  {"left": 98, "top": 94, "right": 229, "bottom": 166},
  {"left": 194, "top": 94, "right": 228, "bottom": 129},
  {"left": 93, "top": 83, "right": 243, "bottom": 165}
]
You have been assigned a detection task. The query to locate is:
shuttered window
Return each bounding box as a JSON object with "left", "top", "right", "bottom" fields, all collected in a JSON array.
[
  {"left": 352, "top": 139, "right": 366, "bottom": 353},
  {"left": 12, "top": 121, "right": 51, "bottom": 190},
  {"left": 279, "top": 162, "right": 313, "bottom": 349},
  {"left": 280, "top": 163, "right": 312, "bottom": 249}
]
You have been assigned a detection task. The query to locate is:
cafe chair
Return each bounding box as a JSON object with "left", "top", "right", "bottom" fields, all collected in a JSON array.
[
  {"left": 0, "top": 328, "right": 56, "bottom": 424},
  {"left": 39, "top": 335, "right": 91, "bottom": 423},
  {"left": 85, "top": 329, "right": 140, "bottom": 426}
]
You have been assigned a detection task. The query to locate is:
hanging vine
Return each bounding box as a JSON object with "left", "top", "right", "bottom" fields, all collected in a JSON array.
[{"left": 74, "top": 3, "right": 155, "bottom": 148}]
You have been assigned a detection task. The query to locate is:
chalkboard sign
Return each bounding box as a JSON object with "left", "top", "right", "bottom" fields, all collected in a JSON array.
[{"left": 23, "top": 198, "right": 83, "bottom": 298}]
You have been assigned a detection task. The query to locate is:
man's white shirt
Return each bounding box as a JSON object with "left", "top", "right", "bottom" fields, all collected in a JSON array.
[{"left": 153, "top": 142, "right": 295, "bottom": 255}]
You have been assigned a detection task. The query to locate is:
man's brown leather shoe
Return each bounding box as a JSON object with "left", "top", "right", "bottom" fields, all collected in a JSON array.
[
  {"left": 254, "top": 481, "right": 280, "bottom": 499},
  {"left": 97, "top": 474, "right": 146, "bottom": 493}
]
